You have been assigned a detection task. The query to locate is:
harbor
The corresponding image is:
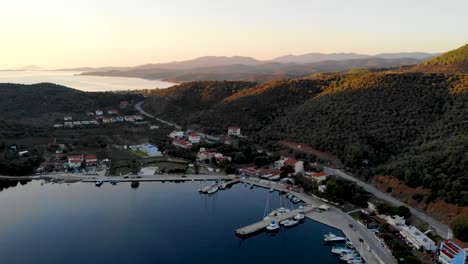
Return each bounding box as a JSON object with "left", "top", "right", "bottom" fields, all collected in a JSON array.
[{"left": 235, "top": 205, "right": 314, "bottom": 236}]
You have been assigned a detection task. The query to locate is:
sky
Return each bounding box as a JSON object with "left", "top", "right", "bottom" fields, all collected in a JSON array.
[{"left": 0, "top": 0, "right": 467, "bottom": 69}]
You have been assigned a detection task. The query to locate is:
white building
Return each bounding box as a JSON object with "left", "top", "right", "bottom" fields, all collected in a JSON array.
[
  {"left": 95, "top": 109, "right": 103, "bottom": 116},
  {"left": 188, "top": 132, "right": 201, "bottom": 143},
  {"left": 275, "top": 157, "right": 304, "bottom": 173},
  {"left": 64, "top": 116, "right": 72, "bottom": 121},
  {"left": 305, "top": 171, "right": 328, "bottom": 182},
  {"left": 228, "top": 126, "right": 241, "bottom": 136},
  {"left": 381, "top": 215, "right": 436, "bottom": 252},
  {"left": 169, "top": 131, "right": 184, "bottom": 139}
]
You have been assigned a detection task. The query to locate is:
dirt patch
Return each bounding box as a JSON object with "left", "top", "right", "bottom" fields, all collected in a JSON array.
[
  {"left": 372, "top": 175, "right": 468, "bottom": 223},
  {"left": 279, "top": 140, "right": 343, "bottom": 168}
]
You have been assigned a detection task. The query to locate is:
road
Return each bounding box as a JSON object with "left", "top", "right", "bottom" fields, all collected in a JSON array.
[
  {"left": 135, "top": 101, "right": 182, "bottom": 129},
  {"left": 324, "top": 166, "right": 452, "bottom": 239}
]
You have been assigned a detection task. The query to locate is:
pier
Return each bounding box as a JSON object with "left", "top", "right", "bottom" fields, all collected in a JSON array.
[
  {"left": 82, "top": 174, "right": 235, "bottom": 183},
  {"left": 235, "top": 205, "right": 315, "bottom": 236}
]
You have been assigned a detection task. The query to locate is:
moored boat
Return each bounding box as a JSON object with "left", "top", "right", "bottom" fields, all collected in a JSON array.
[
  {"left": 293, "top": 213, "right": 305, "bottom": 220},
  {"left": 282, "top": 219, "right": 299, "bottom": 227},
  {"left": 266, "top": 220, "right": 280, "bottom": 231},
  {"left": 95, "top": 180, "right": 103, "bottom": 187},
  {"left": 207, "top": 187, "right": 218, "bottom": 194},
  {"left": 324, "top": 232, "right": 347, "bottom": 243}
]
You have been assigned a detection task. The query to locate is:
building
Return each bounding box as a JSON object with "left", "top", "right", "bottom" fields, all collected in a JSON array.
[
  {"left": 438, "top": 239, "right": 468, "bottom": 264},
  {"left": 95, "top": 109, "right": 103, "bottom": 116},
  {"left": 305, "top": 171, "right": 328, "bottom": 182},
  {"left": 68, "top": 155, "right": 83, "bottom": 168},
  {"left": 116, "top": 116, "right": 124, "bottom": 122},
  {"left": 228, "top": 126, "right": 241, "bottom": 136},
  {"left": 85, "top": 155, "right": 98, "bottom": 166},
  {"left": 103, "top": 118, "right": 111, "bottom": 124},
  {"left": 275, "top": 157, "right": 304, "bottom": 173},
  {"left": 64, "top": 122, "right": 73, "bottom": 128},
  {"left": 142, "top": 143, "right": 160, "bottom": 157},
  {"left": 53, "top": 124, "right": 64, "bottom": 128},
  {"left": 197, "top": 150, "right": 224, "bottom": 161},
  {"left": 380, "top": 214, "right": 437, "bottom": 252},
  {"left": 188, "top": 132, "right": 201, "bottom": 143},
  {"left": 120, "top": 101, "right": 129, "bottom": 108},
  {"left": 108, "top": 109, "right": 118, "bottom": 115},
  {"left": 86, "top": 112, "right": 94, "bottom": 116},
  {"left": 64, "top": 116, "right": 72, "bottom": 121},
  {"left": 124, "top": 116, "right": 135, "bottom": 122},
  {"left": 133, "top": 115, "right": 143, "bottom": 121},
  {"left": 239, "top": 167, "right": 258, "bottom": 177},
  {"left": 172, "top": 138, "right": 192, "bottom": 149},
  {"left": 169, "top": 131, "right": 184, "bottom": 139}
]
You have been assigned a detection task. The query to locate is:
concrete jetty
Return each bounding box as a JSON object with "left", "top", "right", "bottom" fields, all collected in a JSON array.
[
  {"left": 82, "top": 174, "right": 235, "bottom": 183},
  {"left": 235, "top": 205, "right": 315, "bottom": 236}
]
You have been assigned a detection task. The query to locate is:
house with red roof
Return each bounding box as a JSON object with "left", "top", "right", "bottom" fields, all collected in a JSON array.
[
  {"left": 85, "top": 155, "right": 98, "bottom": 166},
  {"left": 172, "top": 138, "right": 192, "bottom": 149},
  {"left": 188, "top": 132, "right": 201, "bottom": 143},
  {"left": 438, "top": 238, "right": 468, "bottom": 264},
  {"left": 239, "top": 167, "right": 258, "bottom": 177},
  {"left": 108, "top": 109, "right": 119, "bottom": 115},
  {"left": 119, "top": 101, "right": 129, "bottom": 108},
  {"left": 68, "top": 155, "right": 83, "bottom": 168},
  {"left": 274, "top": 157, "right": 304, "bottom": 173},
  {"left": 305, "top": 171, "right": 328, "bottom": 182},
  {"left": 227, "top": 126, "right": 241, "bottom": 136}
]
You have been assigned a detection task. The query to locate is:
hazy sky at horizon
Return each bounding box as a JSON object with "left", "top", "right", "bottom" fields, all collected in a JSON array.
[{"left": 1, "top": 0, "right": 467, "bottom": 68}]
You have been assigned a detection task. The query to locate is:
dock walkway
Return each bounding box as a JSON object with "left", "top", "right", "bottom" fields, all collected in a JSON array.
[
  {"left": 82, "top": 175, "right": 235, "bottom": 183},
  {"left": 235, "top": 205, "right": 315, "bottom": 236}
]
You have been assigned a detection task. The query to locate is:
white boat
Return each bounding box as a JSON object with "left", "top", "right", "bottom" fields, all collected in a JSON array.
[
  {"left": 286, "top": 194, "right": 293, "bottom": 199},
  {"left": 331, "top": 247, "right": 355, "bottom": 255},
  {"left": 95, "top": 180, "right": 103, "bottom": 187},
  {"left": 340, "top": 253, "right": 358, "bottom": 261},
  {"left": 282, "top": 219, "right": 299, "bottom": 227},
  {"left": 291, "top": 197, "right": 301, "bottom": 203},
  {"left": 277, "top": 207, "right": 290, "bottom": 213},
  {"left": 207, "top": 187, "right": 218, "bottom": 194},
  {"left": 346, "top": 241, "right": 355, "bottom": 249},
  {"left": 269, "top": 188, "right": 274, "bottom": 192},
  {"left": 293, "top": 213, "right": 305, "bottom": 220},
  {"left": 324, "top": 232, "right": 347, "bottom": 243},
  {"left": 266, "top": 221, "right": 280, "bottom": 231}
]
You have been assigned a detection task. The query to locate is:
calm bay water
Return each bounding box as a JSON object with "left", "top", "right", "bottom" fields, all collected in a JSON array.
[
  {"left": 0, "top": 71, "right": 176, "bottom": 91},
  {"left": 0, "top": 181, "right": 343, "bottom": 264}
]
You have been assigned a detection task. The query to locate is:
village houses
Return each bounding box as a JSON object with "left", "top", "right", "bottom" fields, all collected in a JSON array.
[{"left": 227, "top": 126, "right": 241, "bottom": 136}]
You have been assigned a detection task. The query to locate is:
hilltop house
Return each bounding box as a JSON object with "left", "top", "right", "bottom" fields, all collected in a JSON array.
[
  {"left": 275, "top": 157, "right": 304, "bottom": 173},
  {"left": 64, "top": 116, "right": 72, "bottom": 121},
  {"left": 169, "top": 131, "right": 184, "bottom": 139},
  {"left": 95, "top": 109, "right": 103, "bottom": 116},
  {"left": 108, "top": 109, "right": 118, "bottom": 115},
  {"left": 86, "top": 112, "right": 94, "bottom": 116},
  {"left": 172, "top": 138, "right": 192, "bottom": 149},
  {"left": 188, "top": 132, "right": 201, "bottom": 143},
  {"left": 228, "top": 126, "right": 241, "bottom": 136},
  {"left": 120, "top": 101, "right": 129, "bottom": 108},
  {"left": 305, "top": 171, "right": 328, "bottom": 182}
]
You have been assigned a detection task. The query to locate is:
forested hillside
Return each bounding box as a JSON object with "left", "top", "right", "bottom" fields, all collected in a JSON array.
[
  {"left": 0, "top": 83, "right": 140, "bottom": 120},
  {"left": 143, "top": 71, "right": 468, "bottom": 205}
]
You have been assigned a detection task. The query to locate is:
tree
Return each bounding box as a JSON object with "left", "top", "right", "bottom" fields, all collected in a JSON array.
[
  {"left": 450, "top": 217, "right": 468, "bottom": 241},
  {"left": 325, "top": 179, "right": 340, "bottom": 198},
  {"left": 393, "top": 206, "right": 411, "bottom": 219},
  {"left": 254, "top": 156, "right": 270, "bottom": 166}
]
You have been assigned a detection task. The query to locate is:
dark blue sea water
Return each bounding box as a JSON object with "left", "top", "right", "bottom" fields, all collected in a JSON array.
[{"left": 0, "top": 180, "right": 344, "bottom": 264}]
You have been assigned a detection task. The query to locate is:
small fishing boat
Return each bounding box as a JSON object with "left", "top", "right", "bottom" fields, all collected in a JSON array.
[
  {"left": 324, "top": 232, "right": 347, "bottom": 243},
  {"left": 110, "top": 180, "right": 119, "bottom": 185},
  {"left": 269, "top": 188, "right": 274, "bottom": 192},
  {"left": 207, "top": 187, "right": 218, "bottom": 194},
  {"left": 282, "top": 219, "right": 299, "bottom": 227},
  {"left": 293, "top": 213, "right": 305, "bottom": 220},
  {"left": 95, "top": 180, "right": 103, "bottom": 187},
  {"left": 291, "top": 197, "right": 301, "bottom": 203},
  {"left": 331, "top": 247, "right": 355, "bottom": 255},
  {"left": 266, "top": 220, "right": 280, "bottom": 231}
]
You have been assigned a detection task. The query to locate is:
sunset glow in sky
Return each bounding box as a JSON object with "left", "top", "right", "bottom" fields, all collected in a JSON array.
[{"left": 1, "top": 0, "right": 467, "bottom": 68}]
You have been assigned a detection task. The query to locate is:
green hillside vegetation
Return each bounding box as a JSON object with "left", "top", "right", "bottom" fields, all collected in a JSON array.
[
  {"left": 140, "top": 81, "right": 257, "bottom": 122},
  {"left": 0, "top": 83, "right": 141, "bottom": 120},
  {"left": 143, "top": 72, "right": 468, "bottom": 205},
  {"left": 422, "top": 44, "right": 468, "bottom": 65}
]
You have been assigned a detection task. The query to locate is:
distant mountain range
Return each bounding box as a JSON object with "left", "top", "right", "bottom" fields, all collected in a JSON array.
[{"left": 74, "top": 52, "right": 439, "bottom": 83}]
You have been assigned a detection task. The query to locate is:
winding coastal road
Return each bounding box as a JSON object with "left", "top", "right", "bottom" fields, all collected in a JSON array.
[
  {"left": 324, "top": 167, "right": 452, "bottom": 239},
  {"left": 135, "top": 101, "right": 181, "bottom": 129}
]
